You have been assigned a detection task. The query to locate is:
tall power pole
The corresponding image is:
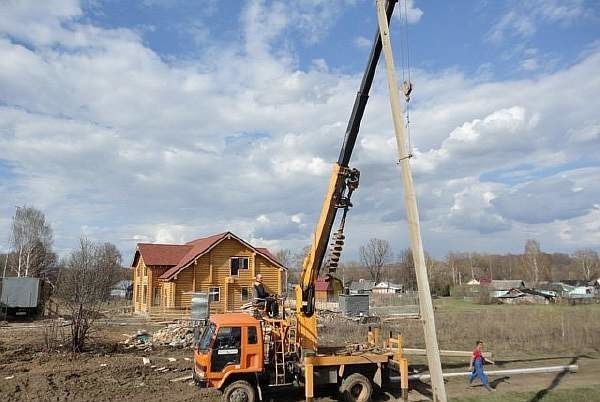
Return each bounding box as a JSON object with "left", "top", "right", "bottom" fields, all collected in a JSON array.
[{"left": 375, "top": 1, "right": 448, "bottom": 401}]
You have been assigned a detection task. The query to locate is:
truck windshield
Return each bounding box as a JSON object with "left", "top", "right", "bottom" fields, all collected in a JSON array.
[{"left": 198, "top": 322, "right": 216, "bottom": 352}]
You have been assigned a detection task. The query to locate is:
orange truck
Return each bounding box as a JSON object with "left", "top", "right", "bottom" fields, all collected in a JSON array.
[{"left": 192, "top": 1, "right": 409, "bottom": 401}]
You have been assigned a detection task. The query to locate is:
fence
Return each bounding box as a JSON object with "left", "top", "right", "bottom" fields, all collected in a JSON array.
[
  {"left": 287, "top": 291, "right": 421, "bottom": 317},
  {"left": 370, "top": 291, "right": 420, "bottom": 317}
]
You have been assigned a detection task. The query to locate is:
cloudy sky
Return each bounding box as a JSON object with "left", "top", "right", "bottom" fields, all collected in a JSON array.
[{"left": 0, "top": 0, "right": 599, "bottom": 263}]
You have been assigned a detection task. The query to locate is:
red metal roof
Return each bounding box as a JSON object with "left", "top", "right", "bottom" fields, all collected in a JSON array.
[
  {"left": 135, "top": 243, "right": 192, "bottom": 266},
  {"left": 315, "top": 279, "right": 331, "bottom": 292},
  {"left": 131, "top": 232, "right": 286, "bottom": 281}
]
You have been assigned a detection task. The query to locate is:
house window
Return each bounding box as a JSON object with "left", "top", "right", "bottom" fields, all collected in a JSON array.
[
  {"left": 241, "top": 287, "right": 251, "bottom": 302},
  {"left": 142, "top": 285, "right": 147, "bottom": 304},
  {"left": 230, "top": 257, "right": 249, "bottom": 276},
  {"left": 136, "top": 285, "right": 141, "bottom": 302},
  {"left": 209, "top": 287, "right": 220, "bottom": 302}
]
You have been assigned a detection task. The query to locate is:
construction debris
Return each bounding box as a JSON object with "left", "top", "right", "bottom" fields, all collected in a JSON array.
[
  {"left": 152, "top": 324, "right": 195, "bottom": 347},
  {"left": 123, "top": 324, "right": 196, "bottom": 350}
]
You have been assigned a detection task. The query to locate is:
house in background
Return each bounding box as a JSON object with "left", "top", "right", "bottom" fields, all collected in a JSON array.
[
  {"left": 315, "top": 275, "right": 344, "bottom": 302},
  {"left": 372, "top": 281, "right": 404, "bottom": 294},
  {"left": 466, "top": 278, "right": 480, "bottom": 286},
  {"left": 131, "top": 232, "right": 286, "bottom": 316},
  {"left": 110, "top": 279, "right": 133, "bottom": 299},
  {"left": 348, "top": 279, "right": 376, "bottom": 294},
  {"left": 488, "top": 279, "right": 525, "bottom": 298}
]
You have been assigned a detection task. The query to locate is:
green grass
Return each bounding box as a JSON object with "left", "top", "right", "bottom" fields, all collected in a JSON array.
[{"left": 449, "top": 385, "right": 600, "bottom": 402}]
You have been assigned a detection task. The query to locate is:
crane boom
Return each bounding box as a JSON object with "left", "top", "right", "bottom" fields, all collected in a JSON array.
[{"left": 296, "top": 0, "right": 398, "bottom": 355}]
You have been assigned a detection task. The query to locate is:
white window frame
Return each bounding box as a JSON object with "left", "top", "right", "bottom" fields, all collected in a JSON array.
[
  {"left": 230, "top": 257, "right": 249, "bottom": 276},
  {"left": 209, "top": 287, "right": 220, "bottom": 303}
]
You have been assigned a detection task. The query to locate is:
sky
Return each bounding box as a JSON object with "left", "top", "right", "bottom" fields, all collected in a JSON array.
[{"left": 0, "top": 0, "right": 599, "bottom": 263}]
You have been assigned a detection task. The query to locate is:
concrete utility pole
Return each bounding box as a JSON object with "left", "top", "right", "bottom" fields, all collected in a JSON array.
[{"left": 375, "top": 1, "right": 448, "bottom": 401}]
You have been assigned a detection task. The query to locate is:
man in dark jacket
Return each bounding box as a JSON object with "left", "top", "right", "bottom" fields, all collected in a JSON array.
[{"left": 253, "top": 274, "right": 278, "bottom": 317}]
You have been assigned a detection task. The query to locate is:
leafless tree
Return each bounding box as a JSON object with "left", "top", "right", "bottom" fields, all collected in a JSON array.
[
  {"left": 572, "top": 249, "right": 600, "bottom": 282},
  {"left": 522, "top": 239, "right": 551, "bottom": 285},
  {"left": 56, "top": 237, "right": 121, "bottom": 352},
  {"left": 398, "top": 248, "right": 417, "bottom": 290},
  {"left": 275, "top": 249, "right": 292, "bottom": 268},
  {"left": 9, "top": 206, "right": 53, "bottom": 277},
  {"left": 359, "top": 238, "right": 391, "bottom": 284}
]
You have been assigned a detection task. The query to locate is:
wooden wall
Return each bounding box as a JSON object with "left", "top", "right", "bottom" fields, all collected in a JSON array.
[
  {"left": 172, "top": 238, "right": 283, "bottom": 312},
  {"left": 134, "top": 236, "right": 285, "bottom": 315}
]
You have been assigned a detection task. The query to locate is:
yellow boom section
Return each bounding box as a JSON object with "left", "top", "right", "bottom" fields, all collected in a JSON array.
[{"left": 295, "top": 163, "right": 346, "bottom": 353}]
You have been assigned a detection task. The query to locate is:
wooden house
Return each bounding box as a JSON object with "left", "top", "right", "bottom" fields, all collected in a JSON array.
[
  {"left": 131, "top": 232, "right": 286, "bottom": 316},
  {"left": 315, "top": 274, "right": 343, "bottom": 302}
]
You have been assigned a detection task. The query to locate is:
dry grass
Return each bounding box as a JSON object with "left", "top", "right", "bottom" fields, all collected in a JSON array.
[{"left": 320, "top": 298, "right": 600, "bottom": 355}]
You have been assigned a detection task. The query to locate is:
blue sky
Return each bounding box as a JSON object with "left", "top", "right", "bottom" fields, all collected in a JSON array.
[{"left": 0, "top": 0, "right": 599, "bottom": 262}]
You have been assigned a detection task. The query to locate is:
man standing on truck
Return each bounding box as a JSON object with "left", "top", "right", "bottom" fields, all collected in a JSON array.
[
  {"left": 469, "top": 340, "right": 496, "bottom": 391},
  {"left": 253, "top": 274, "right": 278, "bottom": 317}
]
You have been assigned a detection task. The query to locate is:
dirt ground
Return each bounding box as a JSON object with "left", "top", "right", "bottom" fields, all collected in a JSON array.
[{"left": 1, "top": 318, "right": 599, "bottom": 402}]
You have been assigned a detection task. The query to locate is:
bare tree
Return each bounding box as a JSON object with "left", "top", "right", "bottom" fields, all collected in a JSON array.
[
  {"left": 9, "top": 206, "right": 53, "bottom": 277},
  {"left": 359, "top": 238, "right": 391, "bottom": 284},
  {"left": 572, "top": 249, "right": 600, "bottom": 282},
  {"left": 56, "top": 238, "right": 121, "bottom": 352},
  {"left": 398, "top": 248, "right": 417, "bottom": 290},
  {"left": 275, "top": 249, "right": 292, "bottom": 268},
  {"left": 522, "top": 239, "right": 551, "bottom": 285}
]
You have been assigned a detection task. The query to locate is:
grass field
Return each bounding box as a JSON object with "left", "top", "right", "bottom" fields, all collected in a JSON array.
[
  {"left": 320, "top": 297, "right": 600, "bottom": 401},
  {"left": 405, "top": 298, "right": 598, "bottom": 355},
  {"left": 321, "top": 297, "right": 600, "bottom": 355}
]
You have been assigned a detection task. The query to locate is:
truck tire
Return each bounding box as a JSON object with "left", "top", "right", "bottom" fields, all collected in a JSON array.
[
  {"left": 339, "top": 373, "right": 373, "bottom": 402},
  {"left": 221, "top": 380, "right": 256, "bottom": 402}
]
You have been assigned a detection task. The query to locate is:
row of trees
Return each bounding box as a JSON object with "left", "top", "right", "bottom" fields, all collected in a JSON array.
[
  {"left": 3, "top": 206, "right": 56, "bottom": 279},
  {"left": 3, "top": 205, "right": 124, "bottom": 351},
  {"left": 277, "top": 238, "right": 600, "bottom": 292}
]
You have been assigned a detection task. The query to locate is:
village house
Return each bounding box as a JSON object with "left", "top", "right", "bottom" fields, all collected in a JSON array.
[
  {"left": 314, "top": 274, "right": 344, "bottom": 303},
  {"left": 131, "top": 232, "right": 286, "bottom": 316},
  {"left": 372, "top": 281, "right": 404, "bottom": 294}
]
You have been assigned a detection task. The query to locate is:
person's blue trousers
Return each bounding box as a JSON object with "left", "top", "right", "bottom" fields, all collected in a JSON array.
[{"left": 469, "top": 359, "right": 489, "bottom": 385}]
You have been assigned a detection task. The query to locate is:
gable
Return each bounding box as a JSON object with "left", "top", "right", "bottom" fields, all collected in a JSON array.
[{"left": 158, "top": 231, "right": 286, "bottom": 281}]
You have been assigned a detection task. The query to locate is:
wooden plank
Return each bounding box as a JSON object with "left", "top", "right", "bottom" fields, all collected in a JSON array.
[
  {"left": 305, "top": 353, "right": 390, "bottom": 367},
  {"left": 170, "top": 374, "right": 193, "bottom": 383},
  {"left": 402, "top": 365, "right": 578, "bottom": 381},
  {"left": 402, "top": 348, "right": 493, "bottom": 359}
]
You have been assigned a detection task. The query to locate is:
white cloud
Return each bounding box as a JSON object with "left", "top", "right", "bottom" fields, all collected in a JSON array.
[
  {"left": 354, "top": 36, "right": 371, "bottom": 50},
  {"left": 487, "top": 0, "right": 594, "bottom": 44},
  {"left": 0, "top": 0, "right": 598, "bottom": 261},
  {"left": 395, "top": 0, "right": 423, "bottom": 24}
]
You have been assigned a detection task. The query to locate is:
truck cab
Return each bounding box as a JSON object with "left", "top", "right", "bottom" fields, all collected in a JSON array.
[{"left": 193, "top": 313, "right": 264, "bottom": 392}]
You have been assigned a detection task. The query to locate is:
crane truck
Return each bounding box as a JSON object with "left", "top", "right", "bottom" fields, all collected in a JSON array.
[{"left": 192, "top": 1, "right": 410, "bottom": 401}]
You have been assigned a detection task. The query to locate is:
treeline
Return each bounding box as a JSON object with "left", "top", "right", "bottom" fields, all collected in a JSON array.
[
  {"left": 2, "top": 205, "right": 129, "bottom": 351},
  {"left": 277, "top": 238, "right": 600, "bottom": 293},
  {"left": 1, "top": 205, "right": 130, "bottom": 285}
]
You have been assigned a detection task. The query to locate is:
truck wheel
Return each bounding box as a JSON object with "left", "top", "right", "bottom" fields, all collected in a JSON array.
[
  {"left": 222, "top": 380, "right": 256, "bottom": 402},
  {"left": 340, "top": 373, "right": 373, "bottom": 402}
]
